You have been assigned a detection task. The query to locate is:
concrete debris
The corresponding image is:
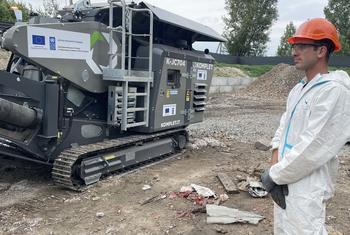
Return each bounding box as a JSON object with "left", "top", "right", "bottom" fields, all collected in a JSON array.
[
  {"left": 327, "top": 226, "right": 344, "bottom": 235},
  {"left": 105, "top": 226, "right": 118, "bottom": 234},
  {"left": 91, "top": 196, "right": 100, "bottom": 201},
  {"left": 7, "top": 217, "right": 43, "bottom": 232},
  {"left": 142, "top": 184, "right": 152, "bottom": 191},
  {"left": 327, "top": 215, "right": 337, "bottom": 220},
  {"left": 164, "top": 224, "right": 177, "bottom": 234},
  {"left": 169, "top": 185, "right": 219, "bottom": 206},
  {"left": 238, "top": 63, "right": 305, "bottom": 101},
  {"left": 214, "top": 66, "right": 249, "bottom": 78},
  {"left": 180, "top": 186, "right": 193, "bottom": 193},
  {"left": 204, "top": 138, "right": 226, "bottom": 148},
  {"left": 235, "top": 174, "right": 246, "bottom": 182},
  {"left": 64, "top": 197, "right": 81, "bottom": 203},
  {"left": 218, "top": 194, "right": 229, "bottom": 203},
  {"left": 185, "top": 192, "right": 214, "bottom": 206},
  {"left": 188, "top": 137, "right": 226, "bottom": 150},
  {"left": 206, "top": 204, "right": 264, "bottom": 225},
  {"left": 191, "top": 184, "right": 216, "bottom": 198},
  {"left": 96, "top": 212, "right": 105, "bottom": 218},
  {"left": 168, "top": 191, "right": 178, "bottom": 199},
  {"left": 247, "top": 181, "right": 268, "bottom": 198},
  {"left": 215, "top": 227, "right": 228, "bottom": 234},
  {"left": 237, "top": 181, "right": 249, "bottom": 192},
  {"left": 27, "top": 217, "right": 43, "bottom": 227},
  {"left": 237, "top": 176, "right": 261, "bottom": 192},
  {"left": 254, "top": 141, "right": 271, "bottom": 151},
  {"left": 247, "top": 163, "right": 264, "bottom": 177}
]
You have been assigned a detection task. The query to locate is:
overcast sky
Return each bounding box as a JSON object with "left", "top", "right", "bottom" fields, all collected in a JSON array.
[{"left": 23, "top": 0, "right": 329, "bottom": 56}]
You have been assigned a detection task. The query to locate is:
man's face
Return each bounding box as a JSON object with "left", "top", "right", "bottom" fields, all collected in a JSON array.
[{"left": 291, "top": 39, "right": 322, "bottom": 71}]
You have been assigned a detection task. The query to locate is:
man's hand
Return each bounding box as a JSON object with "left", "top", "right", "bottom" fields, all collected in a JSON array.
[
  {"left": 271, "top": 148, "right": 278, "bottom": 166},
  {"left": 261, "top": 169, "right": 288, "bottom": 209}
]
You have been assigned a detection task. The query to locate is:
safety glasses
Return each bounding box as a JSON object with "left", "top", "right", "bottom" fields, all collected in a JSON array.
[{"left": 291, "top": 43, "right": 325, "bottom": 51}]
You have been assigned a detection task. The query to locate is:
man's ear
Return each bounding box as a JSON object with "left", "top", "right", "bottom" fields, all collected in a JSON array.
[{"left": 317, "top": 46, "right": 328, "bottom": 59}]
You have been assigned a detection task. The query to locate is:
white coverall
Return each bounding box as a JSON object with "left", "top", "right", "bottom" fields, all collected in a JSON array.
[{"left": 269, "top": 70, "right": 350, "bottom": 235}]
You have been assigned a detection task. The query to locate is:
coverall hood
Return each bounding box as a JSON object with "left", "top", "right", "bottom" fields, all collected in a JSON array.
[{"left": 323, "top": 70, "right": 350, "bottom": 90}]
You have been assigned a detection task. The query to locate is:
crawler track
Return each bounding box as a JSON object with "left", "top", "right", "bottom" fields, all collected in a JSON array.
[{"left": 52, "top": 129, "right": 186, "bottom": 191}]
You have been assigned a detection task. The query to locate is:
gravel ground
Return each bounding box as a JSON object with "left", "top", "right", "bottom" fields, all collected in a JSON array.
[
  {"left": 188, "top": 94, "right": 285, "bottom": 145},
  {"left": 0, "top": 90, "right": 349, "bottom": 235},
  {"left": 0, "top": 50, "right": 349, "bottom": 234}
]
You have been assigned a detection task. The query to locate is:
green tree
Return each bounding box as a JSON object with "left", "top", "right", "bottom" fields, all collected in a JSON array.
[
  {"left": 277, "top": 22, "right": 296, "bottom": 56},
  {"left": 223, "top": 0, "right": 278, "bottom": 56},
  {"left": 0, "top": 0, "right": 30, "bottom": 22},
  {"left": 324, "top": 0, "right": 350, "bottom": 55},
  {"left": 36, "top": 0, "right": 59, "bottom": 17}
]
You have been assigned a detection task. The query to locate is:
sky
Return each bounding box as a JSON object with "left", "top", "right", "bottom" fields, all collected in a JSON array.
[{"left": 23, "top": 0, "right": 329, "bottom": 56}]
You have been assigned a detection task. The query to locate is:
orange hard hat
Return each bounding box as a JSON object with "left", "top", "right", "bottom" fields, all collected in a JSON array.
[{"left": 288, "top": 18, "right": 341, "bottom": 52}]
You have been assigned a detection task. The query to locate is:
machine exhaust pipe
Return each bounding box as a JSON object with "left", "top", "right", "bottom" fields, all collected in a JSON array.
[{"left": 0, "top": 97, "right": 42, "bottom": 128}]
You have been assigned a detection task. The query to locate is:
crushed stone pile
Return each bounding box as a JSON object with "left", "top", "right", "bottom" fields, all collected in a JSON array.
[
  {"left": 0, "top": 49, "right": 10, "bottom": 70},
  {"left": 214, "top": 66, "right": 249, "bottom": 78},
  {"left": 238, "top": 63, "right": 305, "bottom": 101}
]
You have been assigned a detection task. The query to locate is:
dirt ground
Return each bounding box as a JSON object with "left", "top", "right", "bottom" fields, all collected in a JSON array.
[{"left": 1, "top": 94, "right": 349, "bottom": 235}]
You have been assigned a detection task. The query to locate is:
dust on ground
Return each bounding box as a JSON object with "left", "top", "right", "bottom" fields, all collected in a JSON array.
[{"left": 0, "top": 64, "right": 349, "bottom": 235}]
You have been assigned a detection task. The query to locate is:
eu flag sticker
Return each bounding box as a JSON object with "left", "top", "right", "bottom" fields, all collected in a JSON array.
[
  {"left": 49, "top": 37, "right": 56, "bottom": 50},
  {"left": 32, "top": 35, "right": 45, "bottom": 45}
]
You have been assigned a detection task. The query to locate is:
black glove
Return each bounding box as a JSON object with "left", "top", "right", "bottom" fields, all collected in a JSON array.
[
  {"left": 261, "top": 169, "right": 288, "bottom": 209},
  {"left": 261, "top": 169, "right": 276, "bottom": 191},
  {"left": 270, "top": 184, "right": 288, "bottom": 209}
]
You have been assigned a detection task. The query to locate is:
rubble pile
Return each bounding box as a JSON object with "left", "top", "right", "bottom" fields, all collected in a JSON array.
[
  {"left": 0, "top": 49, "right": 10, "bottom": 70},
  {"left": 239, "top": 63, "right": 305, "bottom": 101},
  {"left": 214, "top": 66, "right": 248, "bottom": 78}
]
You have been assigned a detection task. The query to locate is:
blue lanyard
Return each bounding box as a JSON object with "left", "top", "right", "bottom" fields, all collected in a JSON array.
[{"left": 281, "top": 80, "right": 330, "bottom": 158}]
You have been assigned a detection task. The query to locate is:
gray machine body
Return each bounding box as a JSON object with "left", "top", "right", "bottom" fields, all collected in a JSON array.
[
  {"left": 134, "top": 44, "right": 214, "bottom": 132},
  {"left": 2, "top": 22, "right": 121, "bottom": 93},
  {"left": 0, "top": 1, "right": 223, "bottom": 165}
]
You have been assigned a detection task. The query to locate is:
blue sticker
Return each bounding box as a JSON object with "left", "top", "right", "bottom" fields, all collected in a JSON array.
[
  {"left": 165, "top": 108, "right": 170, "bottom": 113},
  {"left": 49, "top": 37, "right": 56, "bottom": 50},
  {"left": 32, "top": 35, "right": 45, "bottom": 45}
]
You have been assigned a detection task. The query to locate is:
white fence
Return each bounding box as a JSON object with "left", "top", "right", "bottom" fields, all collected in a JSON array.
[{"left": 210, "top": 76, "right": 256, "bottom": 94}]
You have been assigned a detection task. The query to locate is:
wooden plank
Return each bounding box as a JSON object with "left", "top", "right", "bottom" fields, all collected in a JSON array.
[{"left": 217, "top": 173, "right": 239, "bottom": 194}]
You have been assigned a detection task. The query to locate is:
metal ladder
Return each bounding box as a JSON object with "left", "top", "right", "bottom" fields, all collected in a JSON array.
[{"left": 103, "top": 0, "right": 154, "bottom": 131}]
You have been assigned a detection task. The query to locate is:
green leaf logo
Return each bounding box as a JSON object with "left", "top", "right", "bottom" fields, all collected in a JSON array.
[{"left": 90, "top": 31, "right": 104, "bottom": 48}]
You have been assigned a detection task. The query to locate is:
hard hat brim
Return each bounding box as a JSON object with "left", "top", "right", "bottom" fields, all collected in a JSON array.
[{"left": 288, "top": 36, "right": 341, "bottom": 52}]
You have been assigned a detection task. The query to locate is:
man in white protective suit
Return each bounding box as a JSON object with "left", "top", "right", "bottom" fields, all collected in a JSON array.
[{"left": 261, "top": 18, "right": 350, "bottom": 234}]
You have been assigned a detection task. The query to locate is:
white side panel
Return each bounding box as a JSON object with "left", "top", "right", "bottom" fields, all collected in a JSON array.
[{"left": 27, "top": 26, "right": 90, "bottom": 60}]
